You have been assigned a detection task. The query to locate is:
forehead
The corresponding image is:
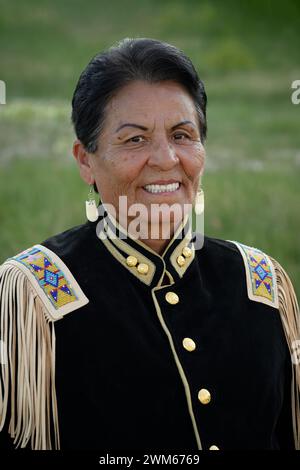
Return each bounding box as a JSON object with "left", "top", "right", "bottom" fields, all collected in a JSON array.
[{"left": 105, "top": 80, "right": 197, "bottom": 128}]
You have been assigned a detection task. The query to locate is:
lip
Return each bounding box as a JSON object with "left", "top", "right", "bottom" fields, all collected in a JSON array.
[
  {"left": 141, "top": 181, "right": 181, "bottom": 196},
  {"left": 142, "top": 179, "right": 181, "bottom": 186}
]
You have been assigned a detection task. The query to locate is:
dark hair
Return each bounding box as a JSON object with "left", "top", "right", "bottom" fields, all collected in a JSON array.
[{"left": 71, "top": 37, "right": 207, "bottom": 153}]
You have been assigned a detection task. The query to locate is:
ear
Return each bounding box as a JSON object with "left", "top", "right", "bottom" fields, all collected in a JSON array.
[{"left": 73, "top": 140, "right": 94, "bottom": 185}]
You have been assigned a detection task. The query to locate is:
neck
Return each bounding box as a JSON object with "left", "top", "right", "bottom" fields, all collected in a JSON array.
[
  {"left": 138, "top": 236, "right": 171, "bottom": 255},
  {"left": 104, "top": 206, "right": 183, "bottom": 256},
  {"left": 128, "top": 221, "right": 177, "bottom": 255}
]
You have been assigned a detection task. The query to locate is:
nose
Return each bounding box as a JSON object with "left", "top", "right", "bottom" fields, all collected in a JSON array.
[{"left": 147, "top": 137, "right": 179, "bottom": 170}]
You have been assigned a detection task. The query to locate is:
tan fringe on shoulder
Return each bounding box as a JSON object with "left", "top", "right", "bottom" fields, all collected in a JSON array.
[
  {"left": 0, "top": 263, "right": 60, "bottom": 450},
  {"left": 270, "top": 256, "right": 300, "bottom": 450}
]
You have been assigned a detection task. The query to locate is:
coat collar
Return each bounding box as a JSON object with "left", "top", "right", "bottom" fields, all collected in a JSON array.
[{"left": 95, "top": 205, "right": 196, "bottom": 288}]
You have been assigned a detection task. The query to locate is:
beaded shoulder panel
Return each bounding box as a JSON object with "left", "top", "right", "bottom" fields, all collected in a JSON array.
[
  {"left": 4, "top": 244, "right": 89, "bottom": 320},
  {"left": 229, "top": 241, "right": 279, "bottom": 309}
]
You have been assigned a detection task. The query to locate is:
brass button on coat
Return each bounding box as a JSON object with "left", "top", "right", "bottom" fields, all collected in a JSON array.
[
  {"left": 176, "top": 255, "right": 186, "bottom": 267},
  {"left": 182, "top": 246, "right": 192, "bottom": 258},
  {"left": 165, "top": 292, "right": 179, "bottom": 305},
  {"left": 126, "top": 255, "right": 138, "bottom": 267},
  {"left": 182, "top": 338, "right": 196, "bottom": 352},
  {"left": 209, "top": 445, "right": 219, "bottom": 450},
  {"left": 137, "top": 263, "right": 149, "bottom": 275},
  {"left": 198, "top": 388, "right": 211, "bottom": 405}
]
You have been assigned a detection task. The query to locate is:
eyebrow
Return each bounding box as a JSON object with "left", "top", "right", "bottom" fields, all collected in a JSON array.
[
  {"left": 171, "top": 120, "right": 196, "bottom": 131},
  {"left": 114, "top": 120, "right": 196, "bottom": 133},
  {"left": 115, "top": 123, "right": 148, "bottom": 133}
]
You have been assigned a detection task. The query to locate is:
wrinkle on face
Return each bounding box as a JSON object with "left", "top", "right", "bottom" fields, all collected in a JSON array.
[{"left": 89, "top": 80, "right": 206, "bottom": 218}]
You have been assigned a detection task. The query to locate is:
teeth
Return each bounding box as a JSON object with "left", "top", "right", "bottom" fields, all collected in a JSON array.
[{"left": 144, "top": 182, "right": 180, "bottom": 194}]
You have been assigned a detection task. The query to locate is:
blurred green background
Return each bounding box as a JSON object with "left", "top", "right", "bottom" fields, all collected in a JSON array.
[{"left": 0, "top": 0, "right": 299, "bottom": 295}]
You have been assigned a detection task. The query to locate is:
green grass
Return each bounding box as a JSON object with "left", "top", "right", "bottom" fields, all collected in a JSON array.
[
  {"left": 0, "top": 0, "right": 299, "bottom": 297},
  {"left": 1, "top": 0, "right": 300, "bottom": 98}
]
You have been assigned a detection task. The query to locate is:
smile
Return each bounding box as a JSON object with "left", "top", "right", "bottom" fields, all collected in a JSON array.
[{"left": 143, "top": 182, "right": 180, "bottom": 194}]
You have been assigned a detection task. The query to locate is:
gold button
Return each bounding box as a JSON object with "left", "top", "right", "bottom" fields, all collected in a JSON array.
[
  {"left": 198, "top": 388, "right": 211, "bottom": 405},
  {"left": 165, "top": 292, "right": 179, "bottom": 305},
  {"left": 182, "top": 338, "right": 196, "bottom": 352},
  {"left": 209, "top": 445, "right": 219, "bottom": 450},
  {"left": 182, "top": 246, "right": 192, "bottom": 258},
  {"left": 137, "top": 263, "right": 149, "bottom": 275},
  {"left": 126, "top": 255, "right": 138, "bottom": 267},
  {"left": 177, "top": 255, "right": 186, "bottom": 267}
]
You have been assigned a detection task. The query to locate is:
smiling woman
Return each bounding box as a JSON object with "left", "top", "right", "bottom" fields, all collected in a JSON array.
[
  {"left": 0, "top": 37, "right": 299, "bottom": 451},
  {"left": 73, "top": 79, "right": 205, "bottom": 253}
]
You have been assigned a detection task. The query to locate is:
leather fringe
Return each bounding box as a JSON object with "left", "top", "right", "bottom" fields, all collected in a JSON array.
[
  {"left": 270, "top": 257, "right": 300, "bottom": 449},
  {"left": 0, "top": 263, "right": 60, "bottom": 449}
]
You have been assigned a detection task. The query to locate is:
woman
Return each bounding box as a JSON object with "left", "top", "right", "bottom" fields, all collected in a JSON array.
[{"left": 0, "top": 38, "right": 299, "bottom": 451}]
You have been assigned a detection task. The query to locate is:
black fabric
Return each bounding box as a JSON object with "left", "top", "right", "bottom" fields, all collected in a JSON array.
[{"left": 1, "top": 220, "right": 295, "bottom": 450}]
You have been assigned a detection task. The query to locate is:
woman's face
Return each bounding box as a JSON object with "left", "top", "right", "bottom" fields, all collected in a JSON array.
[{"left": 81, "top": 80, "right": 205, "bottom": 232}]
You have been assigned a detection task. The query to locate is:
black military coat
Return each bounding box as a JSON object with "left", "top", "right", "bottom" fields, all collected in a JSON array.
[{"left": 0, "top": 212, "right": 298, "bottom": 450}]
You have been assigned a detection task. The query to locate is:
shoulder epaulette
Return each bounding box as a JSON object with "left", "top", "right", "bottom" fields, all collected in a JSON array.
[
  {"left": 3, "top": 244, "right": 89, "bottom": 321},
  {"left": 229, "top": 241, "right": 279, "bottom": 309}
]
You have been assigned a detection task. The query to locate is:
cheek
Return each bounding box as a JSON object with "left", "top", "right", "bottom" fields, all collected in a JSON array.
[
  {"left": 100, "top": 153, "right": 147, "bottom": 190},
  {"left": 180, "top": 145, "right": 206, "bottom": 180}
]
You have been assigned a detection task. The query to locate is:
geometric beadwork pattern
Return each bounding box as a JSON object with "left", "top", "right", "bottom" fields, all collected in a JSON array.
[
  {"left": 12, "top": 246, "right": 78, "bottom": 309},
  {"left": 238, "top": 243, "right": 276, "bottom": 303}
]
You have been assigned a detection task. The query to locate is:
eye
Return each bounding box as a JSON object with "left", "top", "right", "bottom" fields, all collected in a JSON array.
[
  {"left": 126, "top": 135, "right": 145, "bottom": 143},
  {"left": 173, "top": 132, "right": 190, "bottom": 141}
]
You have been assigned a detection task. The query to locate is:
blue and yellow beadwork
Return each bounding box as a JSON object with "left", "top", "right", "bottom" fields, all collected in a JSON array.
[
  {"left": 230, "top": 241, "right": 278, "bottom": 308},
  {"left": 12, "top": 246, "right": 78, "bottom": 309}
]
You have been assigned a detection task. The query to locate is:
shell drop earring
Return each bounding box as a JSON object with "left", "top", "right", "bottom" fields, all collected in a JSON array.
[
  {"left": 194, "top": 188, "right": 204, "bottom": 215},
  {"left": 85, "top": 184, "right": 99, "bottom": 222}
]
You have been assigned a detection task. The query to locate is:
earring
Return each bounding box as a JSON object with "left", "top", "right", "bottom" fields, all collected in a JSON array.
[
  {"left": 192, "top": 187, "right": 205, "bottom": 243},
  {"left": 194, "top": 188, "right": 204, "bottom": 215},
  {"left": 86, "top": 184, "right": 99, "bottom": 222}
]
